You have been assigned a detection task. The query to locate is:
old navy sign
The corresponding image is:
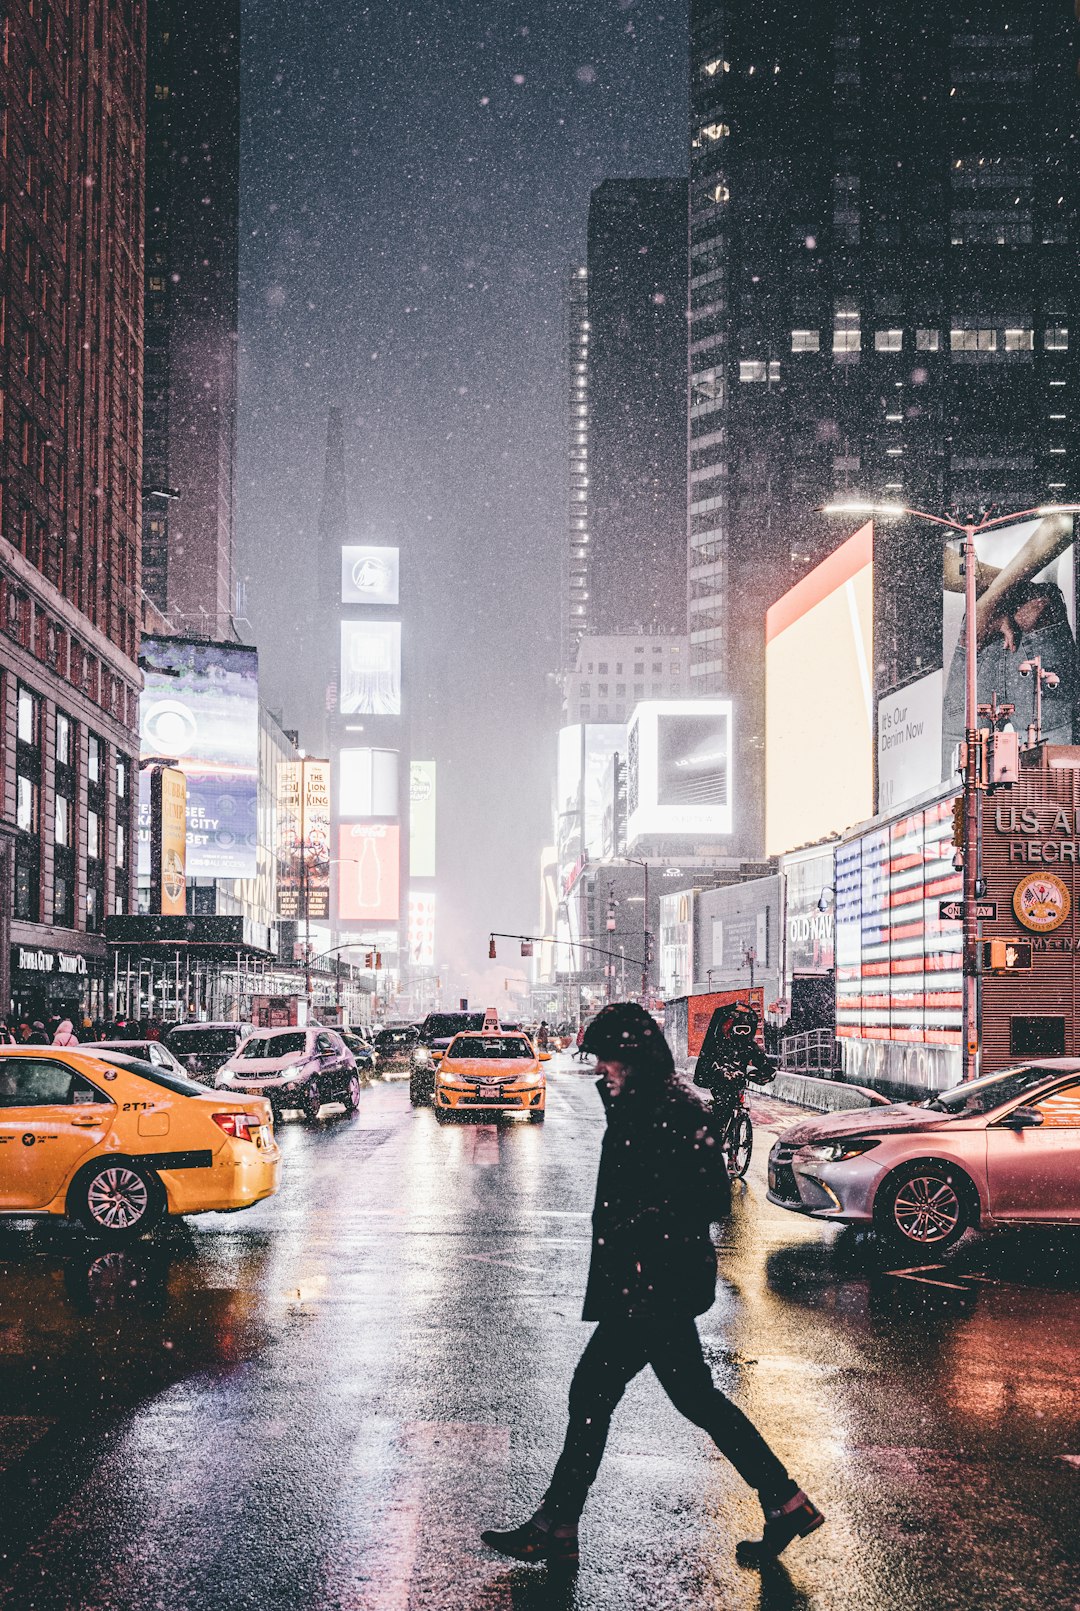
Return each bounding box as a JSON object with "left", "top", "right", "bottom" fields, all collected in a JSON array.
[{"left": 13, "top": 946, "right": 89, "bottom": 976}]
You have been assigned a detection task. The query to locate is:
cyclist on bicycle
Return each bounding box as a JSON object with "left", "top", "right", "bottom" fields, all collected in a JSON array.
[{"left": 693, "top": 1002, "right": 774, "bottom": 1129}]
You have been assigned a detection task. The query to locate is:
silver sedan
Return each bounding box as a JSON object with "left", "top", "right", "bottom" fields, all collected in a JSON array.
[{"left": 768, "top": 1060, "right": 1080, "bottom": 1253}]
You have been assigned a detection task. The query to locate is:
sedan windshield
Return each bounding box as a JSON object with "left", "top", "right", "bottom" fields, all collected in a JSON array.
[
  {"left": 922, "top": 1065, "right": 1059, "bottom": 1117},
  {"left": 237, "top": 1032, "right": 308, "bottom": 1061},
  {"left": 450, "top": 1036, "right": 533, "bottom": 1060},
  {"left": 169, "top": 1029, "right": 240, "bottom": 1058}
]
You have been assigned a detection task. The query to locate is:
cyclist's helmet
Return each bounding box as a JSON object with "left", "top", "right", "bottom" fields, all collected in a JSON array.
[
  {"left": 719, "top": 1003, "right": 758, "bottom": 1040},
  {"left": 581, "top": 1002, "right": 674, "bottom": 1077}
]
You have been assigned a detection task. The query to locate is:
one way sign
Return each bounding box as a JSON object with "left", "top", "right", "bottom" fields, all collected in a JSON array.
[{"left": 939, "top": 900, "right": 997, "bottom": 922}]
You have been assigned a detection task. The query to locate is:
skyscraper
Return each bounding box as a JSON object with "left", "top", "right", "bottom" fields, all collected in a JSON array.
[
  {"left": 688, "top": 0, "right": 1080, "bottom": 851},
  {"left": 565, "top": 265, "right": 589, "bottom": 669},
  {"left": 0, "top": 0, "right": 145, "bottom": 1017},
  {"left": 586, "top": 179, "right": 689, "bottom": 640},
  {"left": 142, "top": 0, "right": 240, "bottom": 636}
]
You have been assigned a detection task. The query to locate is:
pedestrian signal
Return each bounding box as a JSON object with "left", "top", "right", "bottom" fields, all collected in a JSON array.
[
  {"left": 982, "top": 939, "right": 1032, "bottom": 972},
  {"left": 951, "top": 796, "right": 965, "bottom": 847}
]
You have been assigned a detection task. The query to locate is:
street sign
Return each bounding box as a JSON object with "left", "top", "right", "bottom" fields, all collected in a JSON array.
[{"left": 939, "top": 900, "right": 997, "bottom": 922}]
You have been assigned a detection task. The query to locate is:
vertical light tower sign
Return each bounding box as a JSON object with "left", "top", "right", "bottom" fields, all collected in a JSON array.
[{"left": 333, "top": 542, "right": 407, "bottom": 982}]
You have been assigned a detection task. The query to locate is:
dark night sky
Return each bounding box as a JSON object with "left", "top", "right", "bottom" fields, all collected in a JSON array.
[{"left": 237, "top": 0, "right": 687, "bottom": 999}]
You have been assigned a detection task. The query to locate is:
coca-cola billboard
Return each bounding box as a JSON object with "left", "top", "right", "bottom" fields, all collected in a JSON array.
[{"left": 338, "top": 823, "right": 400, "bottom": 922}]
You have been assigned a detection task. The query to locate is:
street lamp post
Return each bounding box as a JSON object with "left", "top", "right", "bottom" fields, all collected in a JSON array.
[
  {"left": 825, "top": 500, "right": 1080, "bottom": 1082},
  {"left": 601, "top": 856, "right": 651, "bottom": 1004}
]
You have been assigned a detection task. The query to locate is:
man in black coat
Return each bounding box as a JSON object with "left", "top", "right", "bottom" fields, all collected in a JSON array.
[{"left": 482, "top": 1002, "right": 823, "bottom": 1571}]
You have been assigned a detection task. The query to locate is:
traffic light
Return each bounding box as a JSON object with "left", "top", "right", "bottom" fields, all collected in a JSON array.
[
  {"left": 374, "top": 952, "right": 382, "bottom": 970},
  {"left": 951, "top": 796, "right": 965, "bottom": 847},
  {"left": 982, "top": 939, "right": 1032, "bottom": 972},
  {"left": 488, "top": 937, "right": 497, "bottom": 959},
  {"left": 364, "top": 951, "right": 374, "bottom": 968}
]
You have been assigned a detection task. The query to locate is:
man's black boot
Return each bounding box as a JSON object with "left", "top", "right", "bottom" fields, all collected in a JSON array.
[
  {"left": 481, "top": 1513, "right": 579, "bottom": 1567},
  {"left": 736, "top": 1489, "right": 824, "bottom": 1565}
]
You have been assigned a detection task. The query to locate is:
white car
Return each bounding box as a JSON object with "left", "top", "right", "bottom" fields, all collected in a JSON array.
[{"left": 216, "top": 1027, "right": 359, "bottom": 1122}]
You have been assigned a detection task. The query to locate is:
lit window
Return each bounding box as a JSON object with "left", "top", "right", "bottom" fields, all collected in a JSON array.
[
  {"left": 791, "top": 330, "right": 820, "bottom": 352},
  {"left": 1004, "top": 329, "right": 1034, "bottom": 351},
  {"left": 951, "top": 329, "right": 997, "bottom": 351},
  {"left": 739, "top": 360, "right": 767, "bottom": 381},
  {"left": 874, "top": 330, "right": 903, "bottom": 352},
  {"left": 701, "top": 122, "right": 730, "bottom": 140},
  {"left": 87, "top": 810, "right": 100, "bottom": 860},
  {"left": 833, "top": 329, "right": 862, "bottom": 352},
  {"left": 711, "top": 183, "right": 730, "bottom": 204},
  {"left": 916, "top": 329, "right": 940, "bottom": 351},
  {"left": 1045, "top": 327, "right": 1069, "bottom": 350}
]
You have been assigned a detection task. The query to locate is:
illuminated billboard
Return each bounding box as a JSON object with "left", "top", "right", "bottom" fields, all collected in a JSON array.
[
  {"left": 942, "top": 513, "right": 1078, "bottom": 768},
  {"left": 409, "top": 760, "right": 437, "bottom": 877},
  {"left": 407, "top": 890, "right": 436, "bottom": 967},
  {"left": 340, "top": 621, "right": 401, "bottom": 715},
  {"left": 626, "top": 701, "right": 732, "bottom": 844},
  {"left": 341, "top": 545, "right": 399, "bottom": 606},
  {"left": 338, "top": 822, "right": 400, "bottom": 922},
  {"left": 877, "top": 671, "right": 944, "bottom": 814},
  {"left": 150, "top": 766, "right": 187, "bottom": 916},
  {"left": 276, "top": 760, "right": 330, "bottom": 921},
  {"left": 139, "top": 636, "right": 259, "bottom": 878},
  {"left": 339, "top": 748, "right": 399, "bottom": 819},
  {"left": 765, "top": 522, "right": 874, "bottom": 856},
  {"left": 556, "top": 724, "right": 623, "bottom": 893}
]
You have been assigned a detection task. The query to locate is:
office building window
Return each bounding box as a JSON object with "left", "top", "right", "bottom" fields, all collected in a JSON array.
[
  {"left": 14, "top": 683, "right": 40, "bottom": 921},
  {"left": 1004, "top": 329, "right": 1034, "bottom": 351},
  {"left": 874, "top": 330, "right": 903, "bottom": 352},
  {"left": 833, "top": 329, "right": 862, "bottom": 352},
  {"left": 916, "top": 329, "right": 940, "bottom": 351},
  {"left": 791, "top": 330, "right": 820, "bottom": 352},
  {"left": 1045, "top": 327, "right": 1069, "bottom": 350},
  {"left": 951, "top": 329, "right": 997, "bottom": 352}
]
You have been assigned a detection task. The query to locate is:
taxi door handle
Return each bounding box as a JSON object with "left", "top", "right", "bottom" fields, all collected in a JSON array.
[{"left": 71, "top": 1115, "right": 102, "bottom": 1127}]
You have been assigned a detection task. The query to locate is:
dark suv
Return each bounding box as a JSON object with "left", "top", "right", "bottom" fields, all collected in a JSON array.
[{"left": 409, "top": 1011, "right": 484, "bottom": 1105}]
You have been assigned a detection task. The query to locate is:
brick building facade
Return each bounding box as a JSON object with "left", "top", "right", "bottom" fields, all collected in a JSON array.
[{"left": 0, "top": 0, "right": 145, "bottom": 1019}]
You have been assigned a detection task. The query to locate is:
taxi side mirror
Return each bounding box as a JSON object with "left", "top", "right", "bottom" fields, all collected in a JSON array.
[
  {"left": 539, "top": 1051, "right": 552, "bottom": 1062},
  {"left": 1000, "top": 1106, "right": 1044, "bottom": 1130}
]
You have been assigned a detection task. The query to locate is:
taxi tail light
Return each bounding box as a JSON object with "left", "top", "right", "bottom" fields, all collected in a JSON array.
[{"left": 212, "top": 1111, "right": 262, "bottom": 1143}]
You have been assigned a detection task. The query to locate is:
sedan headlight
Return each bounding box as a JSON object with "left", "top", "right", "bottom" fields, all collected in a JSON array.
[
  {"left": 413, "top": 1047, "right": 433, "bottom": 1066},
  {"left": 804, "top": 1137, "right": 881, "bottom": 1163}
]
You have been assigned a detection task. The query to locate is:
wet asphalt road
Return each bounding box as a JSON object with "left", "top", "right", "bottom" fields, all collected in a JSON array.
[{"left": 0, "top": 1055, "right": 1079, "bottom": 1611}]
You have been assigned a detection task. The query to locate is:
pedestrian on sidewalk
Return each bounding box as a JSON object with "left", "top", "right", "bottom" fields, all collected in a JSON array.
[
  {"left": 573, "top": 1021, "right": 586, "bottom": 1061},
  {"left": 52, "top": 1018, "right": 79, "bottom": 1046},
  {"left": 482, "top": 1001, "right": 823, "bottom": 1572}
]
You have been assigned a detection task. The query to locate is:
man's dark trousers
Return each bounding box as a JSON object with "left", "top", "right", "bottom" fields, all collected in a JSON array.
[{"left": 542, "top": 1317, "right": 792, "bottom": 1524}]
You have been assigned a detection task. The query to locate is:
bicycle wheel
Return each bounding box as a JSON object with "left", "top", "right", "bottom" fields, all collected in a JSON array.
[{"left": 725, "top": 1111, "right": 753, "bottom": 1179}]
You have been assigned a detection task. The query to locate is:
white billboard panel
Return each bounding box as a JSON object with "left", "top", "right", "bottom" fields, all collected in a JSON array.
[
  {"left": 341, "top": 545, "right": 399, "bottom": 605},
  {"left": 340, "top": 621, "right": 401, "bottom": 715},
  {"left": 339, "top": 748, "right": 399, "bottom": 818},
  {"left": 626, "top": 700, "right": 733, "bottom": 842},
  {"left": 877, "top": 671, "right": 944, "bottom": 813}
]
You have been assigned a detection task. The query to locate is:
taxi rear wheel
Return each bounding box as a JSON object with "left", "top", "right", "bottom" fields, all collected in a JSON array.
[{"left": 74, "top": 1162, "right": 164, "bottom": 1242}]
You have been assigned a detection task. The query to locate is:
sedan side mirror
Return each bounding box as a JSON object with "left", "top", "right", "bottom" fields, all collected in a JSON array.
[{"left": 1000, "top": 1106, "right": 1044, "bottom": 1130}]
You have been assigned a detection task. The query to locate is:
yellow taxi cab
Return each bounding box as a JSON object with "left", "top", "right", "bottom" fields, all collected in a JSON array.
[
  {"left": 433, "top": 1026, "right": 550, "bottom": 1121},
  {"left": 0, "top": 1045, "right": 281, "bottom": 1240}
]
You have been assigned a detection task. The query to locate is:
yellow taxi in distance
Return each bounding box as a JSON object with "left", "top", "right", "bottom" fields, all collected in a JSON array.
[
  {"left": 0, "top": 1046, "right": 280, "bottom": 1240},
  {"left": 434, "top": 1031, "right": 549, "bottom": 1121}
]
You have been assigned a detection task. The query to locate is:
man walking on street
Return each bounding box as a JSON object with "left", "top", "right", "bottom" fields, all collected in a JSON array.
[{"left": 482, "top": 1002, "right": 823, "bottom": 1571}]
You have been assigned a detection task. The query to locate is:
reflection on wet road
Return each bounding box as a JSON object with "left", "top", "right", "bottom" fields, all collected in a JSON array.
[{"left": 0, "top": 1061, "right": 1078, "bottom": 1609}]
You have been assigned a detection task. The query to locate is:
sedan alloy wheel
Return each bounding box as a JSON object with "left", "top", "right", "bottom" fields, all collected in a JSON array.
[{"left": 880, "top": 1165, "right": 968, "bottom": 1249}]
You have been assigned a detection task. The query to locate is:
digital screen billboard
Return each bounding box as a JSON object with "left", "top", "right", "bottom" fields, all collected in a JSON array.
[
  {"left": 341, "top": 545, "right": 399, "bottom": 605},
  {"left": 835, "top": 798, "right": 961, "bottom": 1049},
  {"left": 340, "top": 621, "right": 401, "bottom": 715},
  {"left": 877, "top": 670, "right": 943, "bottom": 814},
  {"left": 407, "top": 890, "right": 436, "bottom": 967},
  {"left": 339, "top": 748, "right": 399, "bottom": 819},
  {"left": 556, "top": 724, "right": 623, "bottom": 893},
  {"left": 338, "top": 822, "right": 400, "bottom": 922},
  {"left": 139, "top": 636, "right": 259, "bottom": 878},
  {"left": 409, "top": 760, "right": 437, "bottom": 878},
  {"left": 942, "top": 513, "right": 1077, "bottom": 769},
  {"left": 276, "top": 760, "right": 330, "bottom": 921},
  {"left": 625, "top": 701, "right": 732, "bottom": 844},
  {"left": 151, "top": 766, "right": 187, "bottom": 916},
  {"left": 765, "top": 521, "right": 874, "bottom": 856}
]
